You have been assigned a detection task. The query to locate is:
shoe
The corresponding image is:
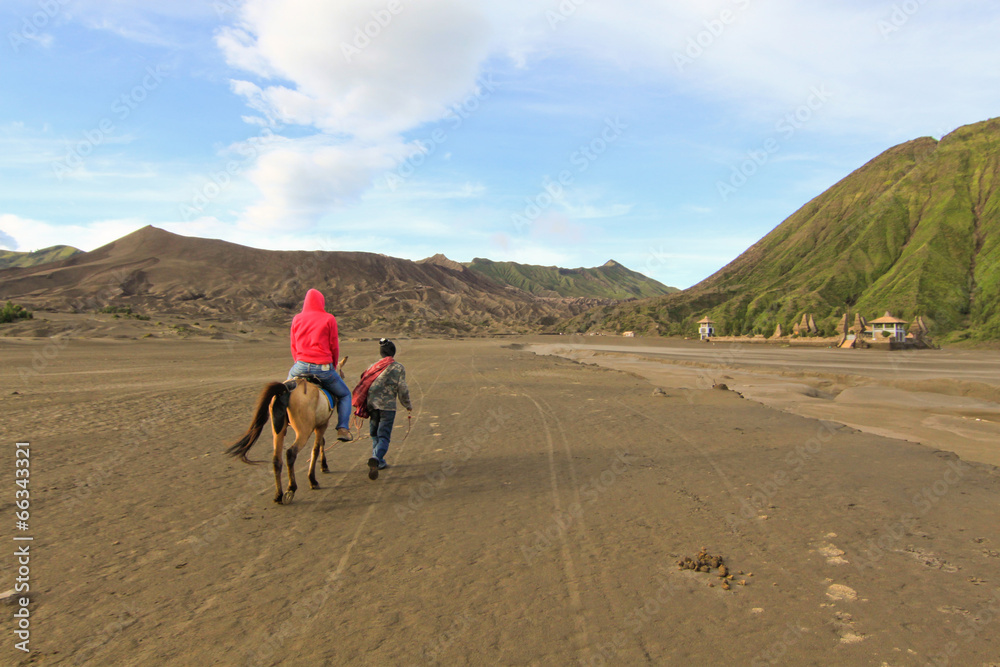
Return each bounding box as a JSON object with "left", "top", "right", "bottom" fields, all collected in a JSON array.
[
  {"left": 377, "top": 461, "right": 388, "bottom": 470},
  {"left": 336, "top": 428, "right": 353, "bottom": 442},
  {"left": 367, "top": 457, "right": 380, "bottom": 480}
]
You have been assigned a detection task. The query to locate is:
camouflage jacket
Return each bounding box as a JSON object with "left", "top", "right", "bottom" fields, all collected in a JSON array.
[{"left": 367, "top": 361, "right": 411, "bottom": 411}]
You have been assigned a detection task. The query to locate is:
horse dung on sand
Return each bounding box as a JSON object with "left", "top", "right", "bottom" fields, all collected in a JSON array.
[{"left": 225, "top": 357, "right": 348, "bottom": 504}]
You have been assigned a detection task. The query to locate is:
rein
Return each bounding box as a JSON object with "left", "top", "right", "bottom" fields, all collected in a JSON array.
[{"left": 349, "top": 412, "right": 413, "bottom": 442}]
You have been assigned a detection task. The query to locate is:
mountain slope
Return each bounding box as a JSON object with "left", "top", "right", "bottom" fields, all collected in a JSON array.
[
  {"left": 465, "top": 258, "right": 677, "bottom": 299},
  {"left": 0, "top": 226, "right": 610, "bottom": 334},
  {"left": 560, "top": 117, "right": 1000, "bottom": 340},
  {"left": 0, "top": 245, "right": 81, "bottom": 269}
]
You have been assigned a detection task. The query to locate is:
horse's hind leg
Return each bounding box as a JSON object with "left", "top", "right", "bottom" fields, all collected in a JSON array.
[
  {"left": 308, "top": 425, "right": 328, "bottom": 489},
  {"left": 283, "top": 426, "right": 311, "bottom": 504},
  {"left": 272, "top": 423, "right": 288, "bottom": 504}
]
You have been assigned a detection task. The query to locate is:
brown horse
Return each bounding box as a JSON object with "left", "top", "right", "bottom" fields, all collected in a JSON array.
[{"left": 226, "top": 358, "right": 348, "bottom": 504}]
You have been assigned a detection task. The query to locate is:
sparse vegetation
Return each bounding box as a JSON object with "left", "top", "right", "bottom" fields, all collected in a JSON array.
[
  {"left": 0, "top": 301, "right": 33, "bottom": 323},
  {"left": 98, "top": 305, "right": 151, "bottom": 321}
]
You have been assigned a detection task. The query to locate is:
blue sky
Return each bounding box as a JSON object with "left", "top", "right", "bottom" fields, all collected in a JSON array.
[{"left": 2, "top": 0, "right": 999, "bottom": 288}]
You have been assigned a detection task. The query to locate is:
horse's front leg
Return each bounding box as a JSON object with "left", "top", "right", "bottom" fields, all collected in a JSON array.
[
  {"left": 320, "top": 436, "right": 330, "bottom": 474},
  {"left": 309, "top": 425, "right": 328, "bottom": 489}
]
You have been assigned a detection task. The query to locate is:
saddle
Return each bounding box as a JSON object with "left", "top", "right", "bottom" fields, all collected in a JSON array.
[
  {"left": 284, "top": 376, "right": 335, "bottom": 410},
  {"left": 271, "top": 376, "right": 336, "bottom": 435}
]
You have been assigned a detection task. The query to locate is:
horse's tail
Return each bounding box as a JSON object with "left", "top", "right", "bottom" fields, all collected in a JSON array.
[{"left": 226, "top": 382, "right": 288, "bottom": 464}]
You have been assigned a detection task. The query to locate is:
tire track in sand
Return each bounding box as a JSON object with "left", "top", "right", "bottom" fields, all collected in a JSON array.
[
  {"left": 535, "top": 392, "right": 655, "bottom": 664},
  {"left": 469, "top": 347, "right": 596, "bottom": 662},
  {"left": 523, "top": 391, "right": 593, "bottom": 664}
]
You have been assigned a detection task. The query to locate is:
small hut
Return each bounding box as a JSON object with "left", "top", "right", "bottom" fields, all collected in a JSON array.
[
  {"left": 869, "top": 311, "right": 908, "bottom": 342},
  {"left": 697, "top": 317, "right": 715, "bottom": 340}
]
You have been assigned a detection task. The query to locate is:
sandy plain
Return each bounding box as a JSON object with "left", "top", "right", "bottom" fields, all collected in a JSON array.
[{"left": 1, "top": 333, "right": 999, "bottom": 666}]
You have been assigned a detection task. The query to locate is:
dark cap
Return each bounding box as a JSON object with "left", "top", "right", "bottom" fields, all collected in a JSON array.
[{"left": 379, "top": 337, "right": 396, "bottom": 357}]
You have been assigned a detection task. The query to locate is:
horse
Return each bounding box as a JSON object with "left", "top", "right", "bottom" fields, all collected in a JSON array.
[{"left": 226, "top": 357, "right": 349, "bottom": 504}]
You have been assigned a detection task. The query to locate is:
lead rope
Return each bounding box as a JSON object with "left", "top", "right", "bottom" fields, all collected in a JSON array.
[
  {"left": 351, "top": 414, "right": 368, "bottom": 440},
  {"left": 399, "top": 413, "right": 412, "bottom": 443}
]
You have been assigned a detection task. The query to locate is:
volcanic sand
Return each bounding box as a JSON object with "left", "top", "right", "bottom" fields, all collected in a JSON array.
[
  {"left": 530, "top": 337, "right": 1000, "bottom": 468},
  {"left": 1, "top": 336, "right": 1000, "bottom": 666}
]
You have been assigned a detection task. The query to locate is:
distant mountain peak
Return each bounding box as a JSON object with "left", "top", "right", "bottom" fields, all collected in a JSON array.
[
  {"left": 0, "top": 244, "right": 82, "bottom": 270},
  {"left": 417, "top": 253, "right": 466, "bottom": 272},
  {"left": 465, "top": 257, "right": 676, "bottom": 299}
]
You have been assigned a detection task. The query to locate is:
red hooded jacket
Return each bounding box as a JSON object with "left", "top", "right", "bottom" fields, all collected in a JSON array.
[{"left": 290, "top": 289, "right": 340, "bottom": 365}]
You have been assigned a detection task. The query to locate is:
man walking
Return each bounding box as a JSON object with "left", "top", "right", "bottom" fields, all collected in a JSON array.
[{"left": 355, "top": 338, "right": 412, "bottom": 480}]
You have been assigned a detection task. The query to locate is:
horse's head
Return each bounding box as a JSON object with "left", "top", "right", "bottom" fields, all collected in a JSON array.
[{"left": 337, "top": 356, "right": 348, "bottom": 379}]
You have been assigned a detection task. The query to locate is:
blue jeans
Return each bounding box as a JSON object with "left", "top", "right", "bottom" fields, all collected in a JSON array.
[
  {"left": 369, "top": 409, "right": 396, "bottom": 465},
  {"left": 287, "top": 361, "right": 352, "bottom": 430}
]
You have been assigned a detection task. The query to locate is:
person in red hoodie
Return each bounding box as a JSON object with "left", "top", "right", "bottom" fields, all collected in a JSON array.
[{"left": 287, "top": 289, "right": 353, "bottom": 442}]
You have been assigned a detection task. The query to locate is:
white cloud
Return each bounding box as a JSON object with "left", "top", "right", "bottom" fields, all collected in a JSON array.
[
  {"left": 0, "top": 214, "right": 147, "bottom": 253},
  {"left": 214, "top": 0, "right": 539, "bottom": 228},
  {"left": 0, "top": 226, "right": 18, "bottom": 251},
  {"left": 217, "top": 0, "right": 513, "bottom": 136},
  {"left": 569, "top": 1, "right": 1000, "bottom": 137},
  {"left": 240, "top": 136, "right": 406, "bottom": 229},
  {"left": 207, "top": 1, "right": 1000, "bottom": 238}
]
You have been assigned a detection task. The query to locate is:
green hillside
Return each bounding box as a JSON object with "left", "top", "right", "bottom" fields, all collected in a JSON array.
[
  {"left": 466, "top": 258, "right": 678, "bottom": 299},
  {"left": 0, "top": 245, "right": 81, "bottom": 269},
  {"left": 560, "top": 117, "right": 1000, "bottom": 341}
]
